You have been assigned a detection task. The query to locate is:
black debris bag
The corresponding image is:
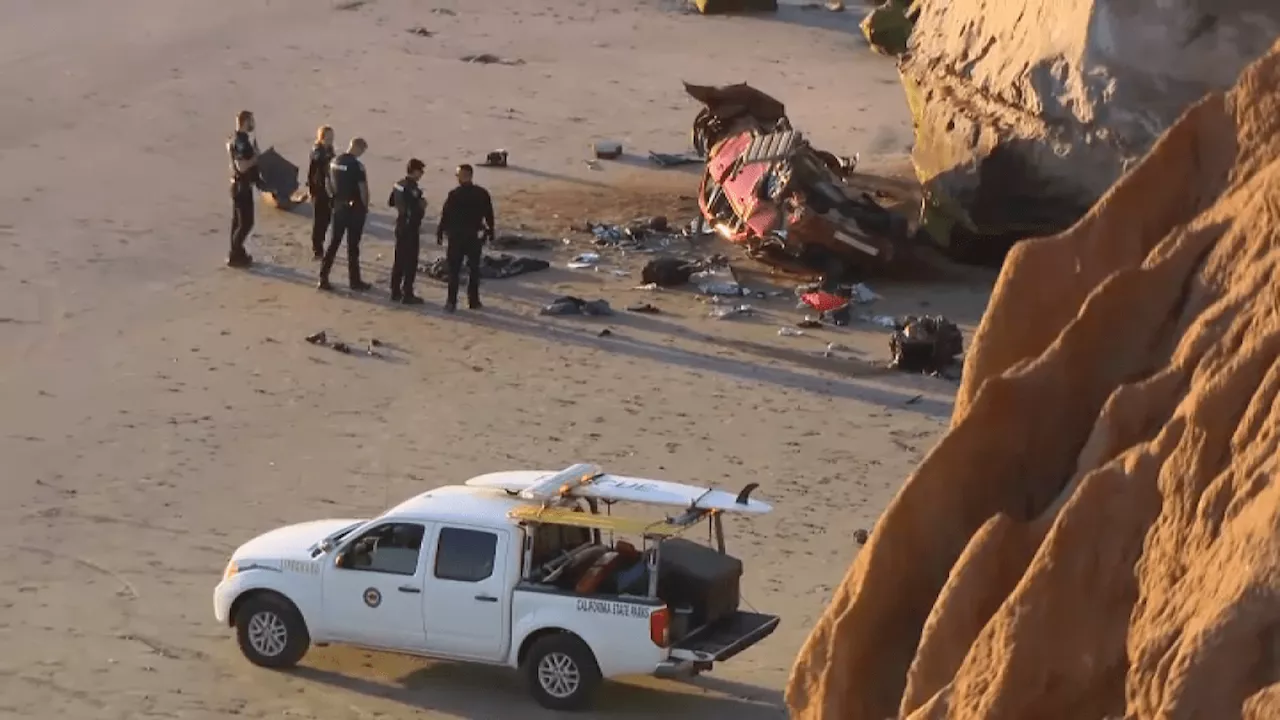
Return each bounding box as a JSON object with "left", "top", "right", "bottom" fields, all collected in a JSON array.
[
  {"left": 641, "top": 256, "right": 700, "bottom": 287},
  {"left": 255, "top": 147, "right": 301, "bottom": 209},
  {"left": 539, "top": 296, "right": 613, "bottom": 316},
  {"left": 421, "top": 253, "right": 549, "bottom": 282},
  {"left": 889, "top": 315, "right": 964, "bottom": 374},
  {"left": 481, "top": 149, "right": 508, "bottom": 168}
]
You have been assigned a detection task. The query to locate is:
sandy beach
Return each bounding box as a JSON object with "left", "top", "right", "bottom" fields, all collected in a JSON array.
[{"left": 0, "top": 0, "right": 987, "bottom": 717}]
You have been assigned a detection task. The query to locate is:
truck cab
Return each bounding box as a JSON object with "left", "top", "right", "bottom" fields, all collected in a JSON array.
[{"left": 214, "top": 464, "right": 779, "bottom": 711}]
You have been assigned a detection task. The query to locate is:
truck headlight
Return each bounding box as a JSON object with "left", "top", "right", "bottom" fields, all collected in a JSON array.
[{"left": 223, "top": 560, "right": 239, "bottom": 581}]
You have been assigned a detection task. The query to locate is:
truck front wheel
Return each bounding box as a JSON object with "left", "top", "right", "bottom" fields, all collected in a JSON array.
[
  {"left": 234, "top": 592, "right": 310, "bottom": 669},
  {"left": 522, "top": 633, "right": 602, "bottom": 711}
]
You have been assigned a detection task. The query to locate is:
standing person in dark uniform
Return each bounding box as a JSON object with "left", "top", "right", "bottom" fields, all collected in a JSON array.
[
  {"left": 318, "top": 137, "right": 372, "bottom": 292},
  {"left": 226, "top": 110, "right": 260, "bottom": 268},
  {"left": 306, "top": 125, "right": 336, "bottom": 260},
  {"left": 436, "top": 164, "right": 494, "bottom": 311},
  {"left": 388, "top": 158, "right": 428, "bottom": 305}
]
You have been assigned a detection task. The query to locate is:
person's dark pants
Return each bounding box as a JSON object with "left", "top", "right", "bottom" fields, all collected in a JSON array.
[
  {"left": 390, "top": 225, "right": 421, "bottom": 297},
  {"left": 320, "top": 205, "right": 367, "bottom": 285},
  {"left": 230, "top": 183, "right": 255, "bottom": 259},
  {"left": 445, "top": 234, "right": 482, "bottom": 306},
  {"left": 311, "top": 192, "right": 332, "bottom": 257}
]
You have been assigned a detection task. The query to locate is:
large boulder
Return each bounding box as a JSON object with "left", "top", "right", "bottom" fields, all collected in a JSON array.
[
  {"left": 860, "top": 0, "right": 919, "bottom": 57},
  {"left": 788, "top": 38, "right": 1280, "bottom": 719},
  {"left": 903, "top": 0, "right": 1280, "bottom": 255}
]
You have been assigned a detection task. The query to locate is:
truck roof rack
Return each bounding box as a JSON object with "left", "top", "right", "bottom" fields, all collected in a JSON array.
[{"left": 519, "top": 463, "right": 605, "bottom": 503}]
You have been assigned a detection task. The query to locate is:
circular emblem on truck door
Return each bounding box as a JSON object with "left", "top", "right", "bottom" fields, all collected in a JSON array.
[{"left": 363, "top": 587, "right": 382, "bottom": 608}]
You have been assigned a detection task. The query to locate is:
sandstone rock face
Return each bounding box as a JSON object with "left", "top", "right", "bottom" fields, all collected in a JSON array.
[
  {"left": 903, "top": 0, "right": 1280, "bottom": 239},
  {"left": 788, "top": 38, "right": 1280, "bottom": 719}
]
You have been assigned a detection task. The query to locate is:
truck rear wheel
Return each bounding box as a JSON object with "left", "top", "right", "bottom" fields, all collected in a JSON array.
[
  {"left": 234, "top": 592, "right": 310, "bottom": 669},
  {"left": 522, "top": 633, "right": 602, "bottom": 711}
]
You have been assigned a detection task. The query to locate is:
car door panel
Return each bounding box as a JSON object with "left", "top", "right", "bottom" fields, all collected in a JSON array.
[
  {"left": 322, "top": 522, "right": 430, "bottom": 651},
  {"left": 422, "top": 525, "right": 510, "bottom": 661}
]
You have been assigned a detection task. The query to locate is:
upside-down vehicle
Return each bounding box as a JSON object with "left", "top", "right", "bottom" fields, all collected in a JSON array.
[{"left": 686, "top": 82, "right": 908, "bottom": 278}]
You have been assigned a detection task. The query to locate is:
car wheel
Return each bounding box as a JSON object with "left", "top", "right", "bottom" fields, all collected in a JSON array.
[
  {"left": 234, "top": 593, "right": 310, "bottom": 669},
  {"left": 523, "top": 633, "right": 602, "bottom": 711}
]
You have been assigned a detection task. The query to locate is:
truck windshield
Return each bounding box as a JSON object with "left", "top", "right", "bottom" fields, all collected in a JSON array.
[{"left": 311, "top": 522, "right": 363, "bottom": 555}]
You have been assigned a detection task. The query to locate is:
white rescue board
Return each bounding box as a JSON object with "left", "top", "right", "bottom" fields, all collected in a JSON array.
[{"left": 465, "top": 466, "right": 772, "bottom": 514}]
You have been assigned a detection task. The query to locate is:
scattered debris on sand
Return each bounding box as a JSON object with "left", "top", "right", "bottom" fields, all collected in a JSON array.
[
  {"left": 421, "top": 254, "right": 549, "bottom": 282},
  {"left": 480, "top": 149, "right": 509, "bottom": 167},
  {"left": 302, "top": 330, "right": 382, "bottom": 358},
  {"left": 593, "top": 141, "right": 624, "bottom": 160},
  {"left": 888, "top": 315, "right": 963, "bottom": 376},
  {"left": 540, "top": 296, "right": 614, "bottom": 316},
  {"left": 787, "top": 39, "right": 1280, "bottom": 720},
  {"left": 460, "top": 53, "right": 525, "bottom": 65}
]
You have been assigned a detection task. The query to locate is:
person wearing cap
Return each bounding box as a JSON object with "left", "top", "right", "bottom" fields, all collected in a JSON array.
[
  {"left": 435, "top": 164, "right": 494, "bottom": 311},
  {"left": 306, "top": 125, "right": 336, "bottom": 260},
  {"left": 387, "top": 158, "right": 427, "bottom": 305},
  {"left": 226, "top": 110, "right": 260, "bottom": 268},
  {"left": 318, "top": 137, "right": 371, "bottom": 292}
]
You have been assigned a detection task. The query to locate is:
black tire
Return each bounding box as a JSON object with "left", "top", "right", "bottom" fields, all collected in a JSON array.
[
  {"left": 522, "top": 633, "right": 602, "bottom": 711},
  {"left": 234, "top": 592, "right": 310, "bottom": 669}
]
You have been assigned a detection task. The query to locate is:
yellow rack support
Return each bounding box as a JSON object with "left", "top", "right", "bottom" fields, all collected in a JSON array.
[{"left": 507, "top": 505, "right": 684, "bottom": 537}]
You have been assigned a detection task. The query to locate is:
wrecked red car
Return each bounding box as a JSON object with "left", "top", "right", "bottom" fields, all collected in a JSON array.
[{"left": 686, "top": 82, "right": 907, "bottom": 277}]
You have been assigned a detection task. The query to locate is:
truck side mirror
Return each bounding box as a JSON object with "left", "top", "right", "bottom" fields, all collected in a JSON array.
[{"left": 334, "top": 552, "right": 346, "bottom": 568}]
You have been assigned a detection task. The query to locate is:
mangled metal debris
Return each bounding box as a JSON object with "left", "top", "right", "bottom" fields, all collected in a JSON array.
[
  {"left": 684, "top": 82, "right": 909, "bottom": 278},
  {"left": 889, "top": 315, "right": 963, "bottom": 375}
]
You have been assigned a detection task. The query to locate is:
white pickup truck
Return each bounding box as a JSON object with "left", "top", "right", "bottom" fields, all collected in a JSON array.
[{"left": 213, "top": 464, "right": 779, "bottom": 710}]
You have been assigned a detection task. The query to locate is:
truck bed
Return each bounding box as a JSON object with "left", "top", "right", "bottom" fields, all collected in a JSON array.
[{"left": 674, "top": 610, "right": 779, "bottom": 662}]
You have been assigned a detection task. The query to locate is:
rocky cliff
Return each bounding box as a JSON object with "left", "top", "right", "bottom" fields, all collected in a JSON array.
[
  {"left": 788, "top": 37, "right": 1280, "bottom": 719},
  {"left": 903, "top": 0, "right": 1280, "bottom": 250}
]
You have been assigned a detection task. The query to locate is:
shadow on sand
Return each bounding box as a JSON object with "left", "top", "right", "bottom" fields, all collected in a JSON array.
[
  {"left": 292, "top": 662, "right": 786, "bottom": 719},
  {"left": 248, "top": 259, "right": 955, "bottom": 419},
  {"left": 760, "top": 3, "right": 872, "bottom": 37},
  {"left": 500, "top": 165, "right": 616, "bottom": 189}
]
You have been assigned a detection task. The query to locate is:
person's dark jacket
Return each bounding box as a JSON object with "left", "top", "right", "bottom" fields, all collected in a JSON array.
[
  {"left": 228, "top": 131, "right": 260, "bottom": 186},
  {"left": 388, "top": 177, "right": 426, "bottom": 231},
  {"left": 436, "top": 183, "right": 494, "bottom": 243},
  {"left": 329, "top": 152, "right": 367, "bottom": 210},
  {"left": 307, "top": 143, "right": 334, "bottom": 197}
]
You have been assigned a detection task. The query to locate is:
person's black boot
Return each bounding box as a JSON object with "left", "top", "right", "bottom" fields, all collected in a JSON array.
[
  {"left": 227, "top": 252, "right": 253, "bottom": 268},
  {"left": 401, "top": 294, "right": 424, "bottom": 306},
  {"left": 350, "top": 279, "right": 372, "bottom": 292},
  {"left": 468, "top": 298, "right": 483, "bottom": 310},
  {"left": 443, "top": 301, "right": 457, "bottom": 313},
  {"left": 390, "top": 288, "right": 402, "bottom": 302},
  {"left": 317, "top": 277, "right": 333, "bottom": 291}
]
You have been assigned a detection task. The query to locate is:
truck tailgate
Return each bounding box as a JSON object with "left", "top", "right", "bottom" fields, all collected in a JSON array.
[{"left": 674, "top": 610, "right": 779, "bottom": 662}]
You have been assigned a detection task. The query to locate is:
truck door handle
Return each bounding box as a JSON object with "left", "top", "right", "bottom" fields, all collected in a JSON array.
[
  {"left": 398, "top": 585, "right": 421, "bottom": 594},
  {"left": 474, "top": 594, "right": 498, "bottom": 603}
]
